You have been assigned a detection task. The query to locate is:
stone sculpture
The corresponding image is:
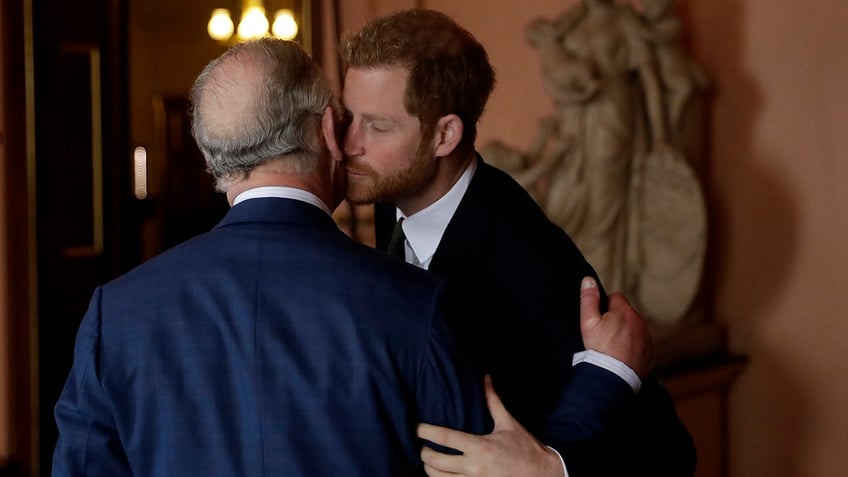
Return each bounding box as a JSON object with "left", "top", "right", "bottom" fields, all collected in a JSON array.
[{"left": 484, "top": 0, "right": 710, "bottom": 324}]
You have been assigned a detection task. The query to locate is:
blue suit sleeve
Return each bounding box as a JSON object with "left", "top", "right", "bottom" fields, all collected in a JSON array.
[
  {"left": 414, "top": 286, "right": 491, "bottom": 447},
  {"left": 543, "top": 364, "right": 696, "bottom": 477},
  {"left": 52, "top": 287, "right": 133, "bottom": 477},
  {"left": 543, "top": 362, "right": 636, "bottom": 442}
]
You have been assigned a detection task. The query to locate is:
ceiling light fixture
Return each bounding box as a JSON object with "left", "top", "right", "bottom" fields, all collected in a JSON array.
[{"left": 208, "top": 0, "right": 299, "bottom": 43}]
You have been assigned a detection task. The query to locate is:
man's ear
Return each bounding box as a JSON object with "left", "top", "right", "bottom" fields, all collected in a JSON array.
[
  {"left": 321, "top": 106, "right": 342, "bottom": 162},
  {"left": 433, "top": 114, "right": 464, "bottom": 158}
]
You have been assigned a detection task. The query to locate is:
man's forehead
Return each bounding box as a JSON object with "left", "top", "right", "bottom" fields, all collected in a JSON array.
[
  {"left": 343, "top": 65, "right": 409, "bottom": 88},
  {"left": 342, "top": 66, "right": 408, "bottom": 107}
]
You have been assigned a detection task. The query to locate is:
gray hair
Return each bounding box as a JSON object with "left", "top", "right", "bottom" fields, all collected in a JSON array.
[{"left": 190, "top": 39, "right": 333, "bottom": 191}]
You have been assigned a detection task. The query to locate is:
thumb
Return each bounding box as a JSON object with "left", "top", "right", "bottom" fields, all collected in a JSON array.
[
  {"left": 580, "top": 277, "right": 602, "bottom": 333},
  {"left": 484, "top": 375, "right": 514, "bottom": 430}
]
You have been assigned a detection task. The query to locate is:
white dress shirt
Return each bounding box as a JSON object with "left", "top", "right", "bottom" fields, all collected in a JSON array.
[{"left": 395, "top": 159, "right": 476, "bottom": 269}]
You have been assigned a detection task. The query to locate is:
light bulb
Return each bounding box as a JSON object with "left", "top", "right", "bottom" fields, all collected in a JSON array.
[
  {"left": 207, "top": 9, "right": 234, "bottom": 41},
  {"left": 272, "top": 9, "right": 298, "bottom": 40},
  {"left": 237, "top": 5, "right": 270, "bottom": 40}
]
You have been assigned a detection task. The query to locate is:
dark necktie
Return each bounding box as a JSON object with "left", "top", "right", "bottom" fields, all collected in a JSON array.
[{"left": 387, "top": 218, "right": 406, "bottom": 261}]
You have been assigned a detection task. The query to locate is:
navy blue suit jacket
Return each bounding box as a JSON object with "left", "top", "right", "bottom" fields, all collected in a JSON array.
[
  {"left": 375, "top": 157, "right": 695, "bottom": 476},
  {"left": 53, "top": 197, "right": 489, "bottom": 477}
]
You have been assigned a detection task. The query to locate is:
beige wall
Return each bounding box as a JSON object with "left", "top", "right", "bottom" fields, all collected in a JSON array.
[
  {"left": 684, "top": 1, "right": 848, "bottom": 475},
  {"left": 384, "top": 1, "right": 847, "bottom": 476}
]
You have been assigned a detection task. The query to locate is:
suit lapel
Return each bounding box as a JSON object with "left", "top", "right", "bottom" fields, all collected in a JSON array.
[{"left": 429, "top": 156, "right": 493, "bottom": 275}]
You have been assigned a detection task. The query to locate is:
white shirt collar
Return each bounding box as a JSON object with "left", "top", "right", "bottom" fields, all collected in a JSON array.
[
  {"left": 397, "top": 159, "right": 477, "bottom": 269},
  {"left": 233, "top": 186, "right": 332, "bottom": 215}
]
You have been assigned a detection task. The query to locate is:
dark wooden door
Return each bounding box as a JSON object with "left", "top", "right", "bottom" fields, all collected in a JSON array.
[
  {"left": 157, "top": 95, "right": 229, "bottom": 252},
  {"left": 31, "top": 0, "right": 137, "bottom": 474}
]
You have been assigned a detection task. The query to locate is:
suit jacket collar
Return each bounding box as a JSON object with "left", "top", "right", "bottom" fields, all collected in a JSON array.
[{"left": 215, "top": 197, "right": 340, "bottom": 233}]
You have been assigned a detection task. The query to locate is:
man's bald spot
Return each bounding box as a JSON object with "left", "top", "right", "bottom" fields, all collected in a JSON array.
[{"left": 198, "top": 50, "right": 267, "bottom": 142}]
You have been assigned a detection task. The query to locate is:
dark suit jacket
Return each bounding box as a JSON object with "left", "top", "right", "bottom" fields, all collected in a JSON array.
[
  {"left": 53, "top": 197, "right": 489, "bottom": 477},
  {"left": 376, "top": 157, "right": 695, "bottom": 476}
]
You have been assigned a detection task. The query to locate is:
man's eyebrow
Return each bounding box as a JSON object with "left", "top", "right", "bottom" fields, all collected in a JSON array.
[
  {"left": 364, "top": 113, "right": 396, "bottom": 122},
  {"left": 345, "top": 110, "right": 398, "bottom": 124}
]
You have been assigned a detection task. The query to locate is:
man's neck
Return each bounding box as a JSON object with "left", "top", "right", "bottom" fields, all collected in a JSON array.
[{"left": 225, "top": 166, "right": 330, "bottom": 208}]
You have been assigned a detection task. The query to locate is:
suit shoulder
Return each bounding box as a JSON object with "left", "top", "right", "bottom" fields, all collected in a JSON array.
[{"left": 468, "top": 161, "right": 592, "bottom": 273}]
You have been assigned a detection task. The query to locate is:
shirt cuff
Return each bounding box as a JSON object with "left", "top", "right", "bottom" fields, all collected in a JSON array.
[
  {"left": 572, "top": 349, "right": 642, "bottom": 394},
  {"left": 547, "top": 446, "right": 569, "bottom": 477}
]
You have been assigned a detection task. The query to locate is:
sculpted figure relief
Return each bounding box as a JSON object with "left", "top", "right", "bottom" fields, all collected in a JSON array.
[{"left": 484, "top": 0, "right": 709, "bottom": 324}]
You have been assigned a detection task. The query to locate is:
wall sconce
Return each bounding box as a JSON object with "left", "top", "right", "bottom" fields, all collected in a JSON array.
[{"left": 208, "top": 0, "right": 299, "bottom": 43}]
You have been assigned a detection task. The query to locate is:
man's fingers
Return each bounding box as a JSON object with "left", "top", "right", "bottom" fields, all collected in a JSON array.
[
  {"left": 417, "top": 422, "right": 477, "bottom": 451},
  {"left": 605, "top": 291, "right": 655, "bottom": 377},
  {"left": 483, "top": 375, "right": 514, "bottom": 430},
  {"left": 608, "top": 292, "right": 648, "bottom": 335},
  {"left": 608, "top": 292, "right": 636, "bottom": 317},
  {"left": 421, "top": 446, "right": 465, "bottom": 476},
  {"left": 580, "top": 277, "right": 602, "bottom": 331},
  {"left": 422, "top": 462, "right": 460, "bottom": 477}
]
